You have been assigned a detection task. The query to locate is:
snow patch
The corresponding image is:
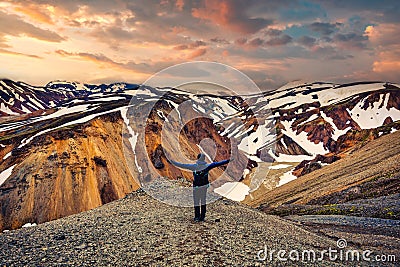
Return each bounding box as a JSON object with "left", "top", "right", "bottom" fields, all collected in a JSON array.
[
  {"left": 3, "top": 151, "right": 12, "bottom": 160},
  {"left": 20, "top": 104, "right": 31, "bottom": 113},
  {"left": 26, "top": 95, "right": 45, "bottom": 109},
  {"left": 238, "top": 124, "right": 275, "bottom": 155},
  {"left": 247, "top": 155, "right": 263, "bottom": 162},
  {"left": 22, "top": 223, "right": 37, "bottom": 228},
  {"left": 297, "top": 114, "right": 319, "bottom": 125},
  {"left": 0, "top": 165, "right": 15, "bottom": 186},
  {"left": 266, "top": 82, "right": 388, "bottom": 110},
  {"left": 269, "top": 164, "right": 292, "bottom": 169},
  {"left": 0, "top": 103, "right": 19, "bottom": 115},
  {"left": 166, "top": 100, "right": 181, "bottom": 120},
  {"left": 349, "top": 93, "right": 400, "bottom": 129},
  {"left": 220, "top": 122, "right": 235, "bottom": 136},
  {"left": 214, "top": 182, "right": 250, "bottom": 202},
  {"left": 277, "top": 169, "right": 297, "bottom": 186},
  {"left": 19, "top": 106, "right": 127, "bottom": 148},
  {"left": 121, "top": 107, "right": 142, "bottom": 173},
  {"left": 156, "top": 110, "right": 169, "bottom": 122},
  {"left": 269, "top": 149, "right": 314, "bottom": 162},
  {"left": 196, "top": 144, "right": 213, "bottom": 162},
  {"left": 227, "top": 123, "right": 245, "bottom": 138},
  {"left": 34, "top": 104, "right": 91, "bottom": 122},
  {"left": 93, "top": 96, "right": 126, "bottom": 102},
  {"left": 280, "top": 119, "right": 328, "bottom": 155}
]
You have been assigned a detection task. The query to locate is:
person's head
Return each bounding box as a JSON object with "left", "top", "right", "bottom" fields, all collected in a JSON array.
[{"left": 197, "top": 153, "right": 205, "bottom": 161}]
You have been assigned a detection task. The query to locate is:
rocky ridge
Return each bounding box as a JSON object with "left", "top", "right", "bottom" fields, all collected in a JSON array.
[{"left": 3, "top": 189, "right": 395, "bottom": 267}]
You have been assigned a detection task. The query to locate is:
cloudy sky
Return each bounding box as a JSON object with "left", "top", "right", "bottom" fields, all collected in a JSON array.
[{"left": 0, "top": 0, "right": 399, "bottom": 90}]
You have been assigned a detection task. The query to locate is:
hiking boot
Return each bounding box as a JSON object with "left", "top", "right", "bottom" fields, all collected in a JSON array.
[{"left": 194, "top": 217, "right": 200, "bottom": 222}]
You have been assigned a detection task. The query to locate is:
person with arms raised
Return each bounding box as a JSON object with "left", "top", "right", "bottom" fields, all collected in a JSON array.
[{"left": 169, "top": 153, "right": 230, "bottom": 222}]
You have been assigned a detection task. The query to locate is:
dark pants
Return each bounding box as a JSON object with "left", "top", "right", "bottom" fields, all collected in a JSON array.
[{"left": 193, "top": 186, "right": 207, "bottom": 220}]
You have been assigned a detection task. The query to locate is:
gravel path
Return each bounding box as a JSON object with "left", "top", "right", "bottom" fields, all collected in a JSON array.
[{"left": 0, "top": 190, "right": 353, "bottom": 267}]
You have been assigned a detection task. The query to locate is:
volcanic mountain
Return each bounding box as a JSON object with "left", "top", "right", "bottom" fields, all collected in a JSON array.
[{"left": 0, "top": 79, "right": 399, "bottom": 231}]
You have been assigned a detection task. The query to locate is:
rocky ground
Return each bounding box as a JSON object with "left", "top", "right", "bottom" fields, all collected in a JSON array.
[
  {"left": 265, "top": 193, "right": 400, "bottom": 220},
  {"left": 4, "top": 189, "right": 397, "bottom": 266},
  {"left": 286, "top": 214, "right": 400, "bottom": 261}
]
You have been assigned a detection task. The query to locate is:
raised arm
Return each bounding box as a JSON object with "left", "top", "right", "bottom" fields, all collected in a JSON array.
[
  {"left": 207, "top": 159, "right": 230, "bottom": 170},
  {"left": 170, "top": 160, "right": 197, "bottom": 171}
]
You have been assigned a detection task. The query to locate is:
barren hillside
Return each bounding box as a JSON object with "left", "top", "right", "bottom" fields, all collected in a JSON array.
[
  {"left": 246, "top": 130, "right": 400, "bottom": 208},
  {"left": 2, "top": 190, "right": 398, "bottom": 266}
]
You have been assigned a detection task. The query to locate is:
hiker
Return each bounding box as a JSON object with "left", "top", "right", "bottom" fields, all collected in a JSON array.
[{"left": 169, "top": 153, "right": 230, "bottom": 222}]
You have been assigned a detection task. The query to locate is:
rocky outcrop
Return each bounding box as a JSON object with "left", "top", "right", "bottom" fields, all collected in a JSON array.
[
  {"left": 274, "top": 134, "right": 311, "bottom": 156},
  {"left": 0, "top": 113, "right": 140, "bottom": 231},
  {"left": 151, "top": 144, "right": 165, "bottom": 169}
]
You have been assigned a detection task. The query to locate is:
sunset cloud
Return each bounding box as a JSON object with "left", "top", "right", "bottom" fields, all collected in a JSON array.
[
  {"left": 0, "top": 48, "right": 42, "bottom": 58},
  {"left": 13, "top": 3, "right": 54, "bottom": 24},
  {"left": 365, "top": 23, "right": 400, "bottom": 80},
  {"left": 174, "top": 40, "right": 207, "bottom": 50},
  {"left": 0, "top": 10, "right": 64, "bottom": 42},
  {"left": 191, "top": 0, "right": 273, "bottom": 34},
  {"left": 265, "top": 34, "right": 293, "bottom": 46},
  {"left": 187, "top": 48, "right": 207, "bottom": 59},
  {"left": 55, "top": 49, "right": 165, "bottom": 74},
  {"left": 308, "top": 22, "right": 342, "bottom": 35},
  {"left": 333, "top": 32, "right": 368, "bottom": 49},
  {"left": 0, "top": 0, "right": 399, "bottom": 88},
  {"left": 297, "top": 36, "right": 317, "bottom": 47}
]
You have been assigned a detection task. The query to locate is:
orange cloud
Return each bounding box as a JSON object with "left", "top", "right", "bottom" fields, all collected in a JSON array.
[
  {"left": 175, "top": 0, "right": 184, "bottom": 11},
  {"left": 187, "top": 48, "right": 207, "bottom": 59},
  {"left": 173, "top": 40, "right": 206, "bottom": 50},
  {"left": 14, "top": 4, "right": 54, "bottom": 24},
  {"left": 55, "top": 49, "right": 124, "bottom": 69},
  {"left": 365, "top": 24, "right": 400, "bottom": 46},
  {"left": 55, "top": 49, "right": 177, "bottom": 75},
  {"left": 372, "top": 49, "right": 400, "bottom": 74},
  {"left": 373, "top": 60, "right": 400, "bottom": 73},
  {"left": 365, "top": 24, "right": 400, "bottom": 80},
  {"left": 0, "top": 11, "right": 64, "bottom": 42},
  {"left": 192, "top": 0, "right": 272, "bottom": 34},
  {"left": 0, "top": 48, "right": 42, "bottom": 58}
]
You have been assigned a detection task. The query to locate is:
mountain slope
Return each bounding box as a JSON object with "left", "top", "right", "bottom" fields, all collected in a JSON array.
[
  {"left": 0, "top": 190, "right": 353, "bottom": 266},
  {"left": 246, "top": 130, "right": 400, "bottom": 209},
  {"left": 0, "top": 113, "right": 139, "bottom": 231}
]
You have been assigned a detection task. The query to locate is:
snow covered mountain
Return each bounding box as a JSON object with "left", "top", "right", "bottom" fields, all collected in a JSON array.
[
  {"left": 0, "top": 79, "right": 399, "bottom": 231},
  {"left": 0, "top": 79, "right": 138, "bottom": 116},
  {"left": 239, "top": 81, "right": 400, "bottom": 161}
]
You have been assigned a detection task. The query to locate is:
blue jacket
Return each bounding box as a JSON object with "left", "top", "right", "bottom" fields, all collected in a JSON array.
[{"left": 171, "top": 158, "right": 230, "bottom": 186}]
